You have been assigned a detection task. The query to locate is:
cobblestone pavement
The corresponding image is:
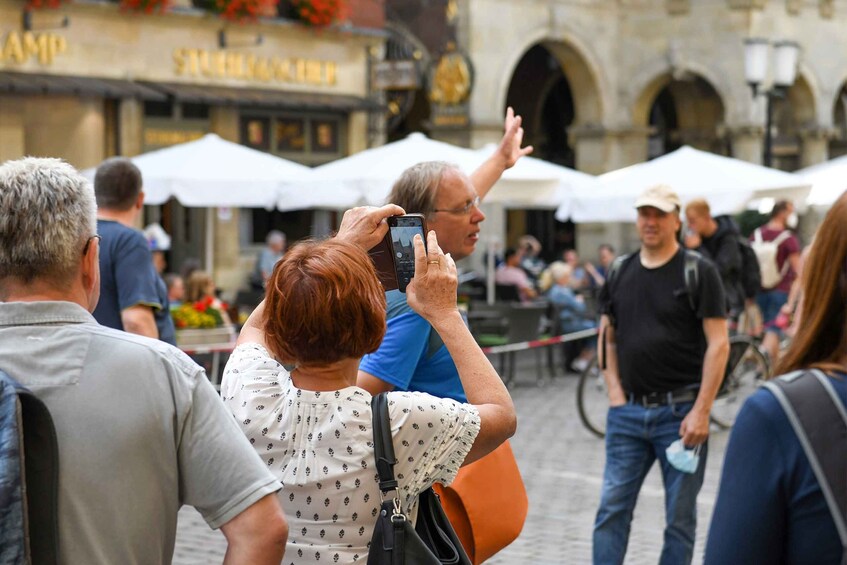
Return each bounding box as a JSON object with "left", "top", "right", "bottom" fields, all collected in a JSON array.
[{"left": 173, "top": 359, "right": 730, "bottom": 564}]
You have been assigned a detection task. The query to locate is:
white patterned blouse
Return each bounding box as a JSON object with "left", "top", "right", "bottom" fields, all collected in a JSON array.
[{"left": 220, "top": 343, "right": 481, "bottom": 565}]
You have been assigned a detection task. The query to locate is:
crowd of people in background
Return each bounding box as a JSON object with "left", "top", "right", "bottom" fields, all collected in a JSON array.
[{"left": 1, "top": 102, "right": 844, "bottom": 565}]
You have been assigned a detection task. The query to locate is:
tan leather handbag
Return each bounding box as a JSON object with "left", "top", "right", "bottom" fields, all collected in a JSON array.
[{"left": 433, "top": 441, "right": 528, "bottom": 564}]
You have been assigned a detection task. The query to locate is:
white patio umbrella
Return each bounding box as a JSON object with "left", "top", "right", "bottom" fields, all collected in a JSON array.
[
  {"left": 82, "top": 134, "right": 329, "bottom": 274},
  {"left": 306, "top": 133, "right": 483, "bottom": 206},
  {"left": 472, "top": 144, "right": 594, "bottom": 211},
  {"left": 83, "top": 133, "right": 315, "bottom": 209},
  {"left": 558, "top": 146, "right": 811, "bottom": 222},
  {"left": 797, "top": 154, "right": 847, "bottom": 206}
]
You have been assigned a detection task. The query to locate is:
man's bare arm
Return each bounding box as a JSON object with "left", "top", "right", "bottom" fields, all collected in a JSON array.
[
  {"left": 470, "top": 107, "right": 533, "bottom": 200},
  {"left": 121, "top": 305, "right": 158, "bottom": 339},
  {"left": 679, "top": 317, "right": 729, "bottom": 446},
  {"left": 220, "top": 493, "right": 288, "bottom": 565},
  {"left": 598, "top": 315, "right": 626, "bottom": 406}
]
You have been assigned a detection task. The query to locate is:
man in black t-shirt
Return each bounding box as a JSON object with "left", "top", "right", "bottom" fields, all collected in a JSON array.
[{"left": 592, "top": 185, "right": 729, "bottom": 565}]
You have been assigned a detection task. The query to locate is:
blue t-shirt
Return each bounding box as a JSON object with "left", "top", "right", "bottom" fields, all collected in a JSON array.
[
  {"left": 153, "top": 274, "right": 176, "bottom": 346},
  {"left": 704, "top": 372, "right": 846, "bottom": 565},
  {"left": 93, "top": 220, "right": 163, "bottom": 334},
  {"left": 360, "top": 290, "right": 466, "bottom": 402}
]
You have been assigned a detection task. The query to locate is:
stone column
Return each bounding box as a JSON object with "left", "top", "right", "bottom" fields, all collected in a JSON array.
[
  {"left": 209, "top": 106, "right": 243, "bottom": 290},
  {"left": 799, "top": 127, "right": 832, "bottom": 168},
  {"left": 0, "top": 96, "right": 25, "bottom": 163},
  {"left": 728, "top": 125, "right": 765, "bottom": 165},
  {"left": 118, "top": 98, "right": 143, "bottom": 157}
]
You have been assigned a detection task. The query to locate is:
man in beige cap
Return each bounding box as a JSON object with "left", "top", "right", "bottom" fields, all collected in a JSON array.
[{"left": 592, "top": 184, "right": 729, "bottom": 565}]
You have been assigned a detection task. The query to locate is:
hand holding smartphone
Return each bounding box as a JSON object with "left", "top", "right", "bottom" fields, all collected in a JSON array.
[{"left": 367, "top": 214, "right": 427, "bottom": 293}]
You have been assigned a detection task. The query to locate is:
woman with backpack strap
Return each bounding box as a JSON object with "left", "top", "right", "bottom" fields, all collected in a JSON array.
[{"left": 705, "top": 193, "right": 847, "bottom": 565}]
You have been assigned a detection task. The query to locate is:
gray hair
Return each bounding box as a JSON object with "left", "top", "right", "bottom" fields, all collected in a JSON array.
[
  {"left": 0, "top": 157, "right": 97, "bottom": 286},
  {"left": 266, "top": 230, "right": 286, "bottom": 246},
  {"left": 386, "top": 161, "right": 458, "bottom": 217}
]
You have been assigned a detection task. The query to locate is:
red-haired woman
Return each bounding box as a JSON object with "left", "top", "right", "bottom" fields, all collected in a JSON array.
[
  {"left": 220, "top": 209, "right": 516, "bottom": 565},
  {"left": 705, "top": 194, "right": 847, "bottom": 564}
]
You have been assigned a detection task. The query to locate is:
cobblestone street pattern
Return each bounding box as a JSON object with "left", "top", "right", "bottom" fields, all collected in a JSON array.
[{"left": 174, "top": 360, "right": 730, "bottom": 564}]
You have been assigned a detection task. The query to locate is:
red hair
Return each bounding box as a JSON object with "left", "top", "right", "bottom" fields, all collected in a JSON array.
[{"left": 263, "top": 239, "right": 386, "bottom": 366}]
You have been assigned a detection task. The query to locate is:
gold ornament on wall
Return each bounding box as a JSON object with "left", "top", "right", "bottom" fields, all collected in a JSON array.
[{"left": 428, "top": 50, "right": 472, "bottom": 106}]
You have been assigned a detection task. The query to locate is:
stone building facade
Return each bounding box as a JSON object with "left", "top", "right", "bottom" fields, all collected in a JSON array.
[{"left": 449, "top": 0, "right": 846, "bottom": 257}]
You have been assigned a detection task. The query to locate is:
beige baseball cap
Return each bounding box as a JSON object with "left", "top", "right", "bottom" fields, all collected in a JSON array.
[{"left": 634, "top": 184, "right": 681, "bottom": 213}]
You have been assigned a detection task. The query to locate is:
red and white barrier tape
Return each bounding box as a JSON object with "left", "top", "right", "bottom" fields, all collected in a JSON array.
[{"left": 480, "top": 328, "right": 599, "bottom": 355}]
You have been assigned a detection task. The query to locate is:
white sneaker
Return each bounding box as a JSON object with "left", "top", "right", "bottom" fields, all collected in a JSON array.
[{"left": 571, "top": 358, "right": 589, "bottom": 372}]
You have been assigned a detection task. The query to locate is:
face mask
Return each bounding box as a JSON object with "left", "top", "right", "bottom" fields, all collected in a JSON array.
[
  {"left": 665, "top": 439, "right": 701, "bottom": 474},
  {"left": 786, "top": 212, "right": 799, "bottom": 229}
]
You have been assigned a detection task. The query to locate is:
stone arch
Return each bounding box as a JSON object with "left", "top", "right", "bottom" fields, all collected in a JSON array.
[
  {"left": 771, "top": 71, "right": 819, "bottom": 169},
  {"left": 631, "top": 65, "right": 728, "bottom": 157},
  {"left": 631, "top": 60, "right": 732, "bottom": 129},
  {"left": 497, "top": 30, "right": 607, "bottom": 128},
  {"left": 829, "top": 77, "right": 847, "bottom": 158}
]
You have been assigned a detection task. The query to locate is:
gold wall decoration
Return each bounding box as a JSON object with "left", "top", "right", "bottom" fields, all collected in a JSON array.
[
  {"left": 0, "top": 31, "right": 67, "bottom": 66},
  {"left": 428, "top": 51, "right": 472, "bottom": 105}
]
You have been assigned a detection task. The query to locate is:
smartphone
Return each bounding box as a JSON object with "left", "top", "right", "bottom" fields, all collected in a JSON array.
[
  {"left": 367, "top": 214, "right": 427, "bottom": 293},
  {"left": 387, "top": 214, "right": 427, "bottom": 293}
]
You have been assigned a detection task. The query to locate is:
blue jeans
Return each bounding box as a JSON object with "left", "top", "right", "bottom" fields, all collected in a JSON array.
[
  {"left": 756, "top": 289, "right": 788, "bottom": 337},
  {"left": 593, "top": 401, "right": 707, "bottom": 565}
]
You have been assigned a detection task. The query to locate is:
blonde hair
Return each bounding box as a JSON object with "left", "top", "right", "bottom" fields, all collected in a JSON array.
[
  {"left": 685, "top": 199, "right": 711, "bottom": 218},
  {"left": 538, "top": 261, "right": 571, "bottom": 293}
]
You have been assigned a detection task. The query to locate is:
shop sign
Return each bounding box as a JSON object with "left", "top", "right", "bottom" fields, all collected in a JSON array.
[
  {"left": 372, "top": 60, "right": 419, "bottom": 90},
  {"left": 173, "top": 48, "right": 337, "bottom": 87},
  {"left": 143, "top": 127, "right": 206, "bottom": 151},
  {"left": 0, "top": 31, "right": 66, "bottom": 66}
]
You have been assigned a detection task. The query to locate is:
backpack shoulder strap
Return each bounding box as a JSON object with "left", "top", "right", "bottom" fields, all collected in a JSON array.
[
  {"left": 753, "top": 227, "right": 764, "bottom": 244},
  {"left": 763, "top": 370, "right": 847, "bottom": 556},
  {"left": 683, "top": 250, "right": 701, "bottom": 312},
  {"left": 606, "top": 252, "right": 634, "bottom": 295}
]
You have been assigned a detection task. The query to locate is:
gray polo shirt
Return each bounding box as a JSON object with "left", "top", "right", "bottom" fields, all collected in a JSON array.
[{"left": 0, "top": 301, "right": 281, "bottom": 565}]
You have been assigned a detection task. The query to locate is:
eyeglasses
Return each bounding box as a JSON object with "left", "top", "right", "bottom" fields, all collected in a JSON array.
[
  {"left": 82, "top": 234, "right": 101, "bottom": 256},
  {"left": 433, "top": 195, "right": 480, "bottom": 216}
]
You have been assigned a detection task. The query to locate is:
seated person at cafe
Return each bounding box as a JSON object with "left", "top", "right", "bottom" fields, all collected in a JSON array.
[
  {"left": 545, "top": 261, "right": 597, "bottom": 371},
  {"left": 495, "top": 247, "right": 537, "bottom": 302}
]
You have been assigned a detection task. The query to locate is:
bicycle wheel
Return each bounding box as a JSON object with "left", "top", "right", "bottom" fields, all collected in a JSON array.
[
  {"left": 710, "top": 336, "right": 769, "bottom": 429},
  {"left": 576, "top": 355, "right": 608, "bottom": 438}
]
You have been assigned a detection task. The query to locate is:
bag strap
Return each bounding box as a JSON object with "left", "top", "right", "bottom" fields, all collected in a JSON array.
[
  {"left": 683, "top": 250, "right": 700, "bottom": 313},
  {"left": 371, "top": 392, "right": 399, "bottom": 495},
  {"left": 763, "top": 370, "right": 847, "bottom": 558}
]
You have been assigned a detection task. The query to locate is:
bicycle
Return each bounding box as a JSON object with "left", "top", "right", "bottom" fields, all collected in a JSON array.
[{"left": 576, "top": 334, "right": 772, "bottom": 438}]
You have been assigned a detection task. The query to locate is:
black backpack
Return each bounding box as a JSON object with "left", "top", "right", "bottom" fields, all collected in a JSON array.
[
  {"left": 0, "top": 371, "right": 59, "bottom": 565},
  {"left": 735, "top": 236, "right": 762, "bottom": 299}
]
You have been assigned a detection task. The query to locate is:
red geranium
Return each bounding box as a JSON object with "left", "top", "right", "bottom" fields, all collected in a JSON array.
[
  {"left": 120, "top": 0, "right": 170, "bottom": 14},
  {"left": 292, "top": 0, "right": 346, "bottom": 27},
  {"left": 214, "top": 0, "right": 278, "bottom": 22},
  {"left": 25, "top": 0, "right": 69, "bottom": 9}
]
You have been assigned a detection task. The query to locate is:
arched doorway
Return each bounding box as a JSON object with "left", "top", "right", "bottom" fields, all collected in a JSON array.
[
  {"left": 830, "top": 82, "right": 847, "bottom": 159},
  {"left": 636, "top": 74, "right": 727, "bottom": 160},
  {"left": 770, "top": 74, "right": 816, "bottom": 171},
  {"left": 502, "top": 41, "right": 601, "bottom": 262}
]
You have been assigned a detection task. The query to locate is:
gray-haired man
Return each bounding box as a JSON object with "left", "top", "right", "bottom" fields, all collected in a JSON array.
[{"left": 0, "top": 157, "right": 288, "bottom": 564}]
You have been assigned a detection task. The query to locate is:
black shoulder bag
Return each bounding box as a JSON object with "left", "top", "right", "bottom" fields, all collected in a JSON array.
[{"left": 367, "top": 392, "right": 471, "bottom": 565}]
